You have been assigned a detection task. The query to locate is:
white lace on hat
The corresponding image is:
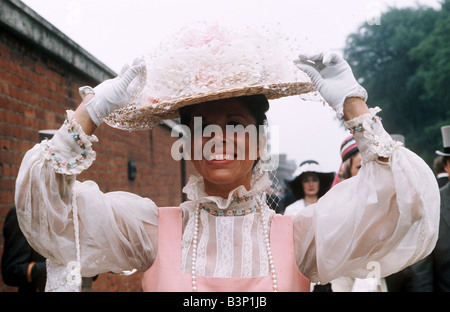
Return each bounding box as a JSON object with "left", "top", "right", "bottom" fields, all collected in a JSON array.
[{"left": 104, "top": 22, "right": 316, "bottom": 131}]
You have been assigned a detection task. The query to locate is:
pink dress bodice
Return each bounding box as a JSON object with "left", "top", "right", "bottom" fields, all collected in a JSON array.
[{"left": 142, "top": 207, "right": 310, "bottom": 292}]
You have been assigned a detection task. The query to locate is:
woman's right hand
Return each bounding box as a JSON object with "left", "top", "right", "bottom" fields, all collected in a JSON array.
[{"left": 81, "top": 58, "right": 147, "bottom": 127}]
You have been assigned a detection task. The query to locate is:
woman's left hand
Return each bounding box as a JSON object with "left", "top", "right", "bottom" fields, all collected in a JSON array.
[{"left": 295, "top": 52, "right": 367, "bottom": 119}]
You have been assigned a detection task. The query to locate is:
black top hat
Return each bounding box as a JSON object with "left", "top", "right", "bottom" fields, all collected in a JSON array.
[{"left": 436, "top": 125, "right": 450, "bottom": 157}]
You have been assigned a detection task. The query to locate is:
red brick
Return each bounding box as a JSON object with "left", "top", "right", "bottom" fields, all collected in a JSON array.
[{"left": 0, "top": 26, "right": 191, "bottom": 292}]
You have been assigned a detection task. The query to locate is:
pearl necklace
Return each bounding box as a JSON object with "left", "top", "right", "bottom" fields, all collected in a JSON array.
[{"left": 191, "top": 195, "right": 278, "bottom": 292}]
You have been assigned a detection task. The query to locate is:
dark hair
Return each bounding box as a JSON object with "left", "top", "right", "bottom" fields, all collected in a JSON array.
[
  {"left": 443, "top": 156, "right": 450, "bottom": 169},
  {"left": 179, "top": 94, "right": 269, "bottom": 127},
  {"left": 339, "top": 155, "right": 354, "bottom": 181},
  {"left": 288, "top": 160, "right": 335, "bottom": 200},
  {"left": 434, "top": 155, "right": 445, "bottom": 174}
]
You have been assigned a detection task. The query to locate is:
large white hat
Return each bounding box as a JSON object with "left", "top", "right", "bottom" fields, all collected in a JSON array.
[
  {"left": 436, "top": 125, "right": 450, "bottom": 157},
  {"left": 286, "top": 160, "right": 335, "bottom": 200},
  {"left": 104, "top": 22, "right": 316, "bottom": 131}
]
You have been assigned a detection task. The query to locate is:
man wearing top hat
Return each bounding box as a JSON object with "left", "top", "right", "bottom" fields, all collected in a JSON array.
[
  {"left": 436, "top": 126, "right": 450, "bottom": 187},
  {"left": 431, "top": 125, "right": 450, "bottom": 291}
]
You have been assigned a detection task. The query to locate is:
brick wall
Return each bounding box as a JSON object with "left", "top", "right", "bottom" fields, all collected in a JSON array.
[{"left": 0, "top": 3, "right": 197, "bottom": 292}]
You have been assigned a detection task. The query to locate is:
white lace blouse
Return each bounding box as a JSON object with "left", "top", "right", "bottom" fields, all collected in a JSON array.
[{"left": 14, "top": 108, "right": 440, "bottom": 291}]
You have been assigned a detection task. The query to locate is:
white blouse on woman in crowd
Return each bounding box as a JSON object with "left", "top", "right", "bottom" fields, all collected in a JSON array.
[{"left": 15, "top": 107, "right": 440, "bottom": 291}]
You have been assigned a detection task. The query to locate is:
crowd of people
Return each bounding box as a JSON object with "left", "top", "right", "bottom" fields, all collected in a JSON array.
[{"left": 276, "top": 127, "right": 450, "bottom": 292}]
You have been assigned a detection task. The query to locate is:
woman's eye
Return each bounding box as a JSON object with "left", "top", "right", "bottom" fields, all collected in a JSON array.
[{"left": 227, "top": 121, "right": 244, "bottom": 127}]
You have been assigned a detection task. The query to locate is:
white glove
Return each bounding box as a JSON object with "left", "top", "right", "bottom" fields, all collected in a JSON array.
[
  {"left": 80, "top": 58, "right": 147, "bottom": 126},
  {"left": 295, "top": 52, "right": 367, "bottom": 119}
]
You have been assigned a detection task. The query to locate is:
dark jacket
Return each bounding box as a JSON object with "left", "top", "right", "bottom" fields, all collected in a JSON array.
[
  {"left": 1, "top": 207, "right": 46, "bottom": 292},
  {"left": 386, "top": 182, "right": 450, "bottom": 291},
  {"left": 433, "top": 182, "right": 450, "bottom": 291},
  {"left": 437, "top": 175, "right": 449, "bottom": 189}
]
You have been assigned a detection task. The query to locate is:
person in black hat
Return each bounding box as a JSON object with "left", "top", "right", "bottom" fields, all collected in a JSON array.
[
  {"left": 284, "top": 160, "right": 335, "bottom": 216},
  {"left": 431, "top": 125, "right": 450, "bottom": 291},
  {"left": 284, "top": 160, "right": 334, "bottom": 292},
  {"left": 436, "top": 126, "right": 450, "bottom": 188},
  {"left": 434, "top": 155, "right": 449, "bottom": 188}
]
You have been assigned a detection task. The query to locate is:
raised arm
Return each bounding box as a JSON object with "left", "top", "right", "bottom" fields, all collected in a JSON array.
[
  {"left": 14, "top": 59, "right": 157, "bottom": 291},
  {"left": 293, "top": 52, "right": 440, "bottom": 283}
]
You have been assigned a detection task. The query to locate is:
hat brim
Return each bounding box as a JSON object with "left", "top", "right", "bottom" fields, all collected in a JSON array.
[
  {"left": 286, "top": 171, "right": 335, "bottom": 200},
  {"left": 436, "top": 150, "right": 450, "bottom": 157},
  {"left": 104, "top": 81, "right": 316, "bottom": 131}
]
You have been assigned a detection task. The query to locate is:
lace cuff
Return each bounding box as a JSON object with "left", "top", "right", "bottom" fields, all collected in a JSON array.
[
  {"left": 344, "top": 107, "right": 402, "bottom": 165},
  {"left": 42, "top": 110, "right": 98, "bottom": 175}
]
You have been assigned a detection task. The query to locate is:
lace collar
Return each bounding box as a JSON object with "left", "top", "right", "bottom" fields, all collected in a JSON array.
[{"left": 181, "top": 170, "right": 272, "bottom": 210}]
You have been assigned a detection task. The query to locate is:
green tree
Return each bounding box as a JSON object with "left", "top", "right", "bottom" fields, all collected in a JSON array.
[
  {"left": 409, "top": 1, "right": 450, "bottom": 154},
  {"left": 344, "top": 1, "right": 450, "bottom": 165}
]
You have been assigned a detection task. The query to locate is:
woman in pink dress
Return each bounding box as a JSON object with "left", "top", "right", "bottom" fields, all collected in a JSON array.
[{"left": 15, "top": 24, "right": 440, "bottom": 292}]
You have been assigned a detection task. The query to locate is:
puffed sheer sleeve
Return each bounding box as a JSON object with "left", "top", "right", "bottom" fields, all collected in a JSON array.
[
  {"left": 15, "top": 111, "right": 158, "bottom": 289},
  {"left": 293, "top": 107, "right": 440, "bottom": 284}
]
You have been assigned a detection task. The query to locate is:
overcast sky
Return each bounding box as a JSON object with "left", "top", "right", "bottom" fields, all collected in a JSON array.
[{"left": 21, "top": 0, "right": 442, "bottom": 172}]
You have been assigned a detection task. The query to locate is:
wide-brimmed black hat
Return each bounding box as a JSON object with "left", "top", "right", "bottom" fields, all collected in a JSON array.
[{"left": 286, "top": 160, "right": 335, "bottom": 200}]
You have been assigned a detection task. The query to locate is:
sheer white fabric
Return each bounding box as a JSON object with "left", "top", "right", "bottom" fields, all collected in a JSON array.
[
  {"left": 15, "top": 108, "right": 440, "bottom": 291},
  {"left": 284, "top": 199, "right": 306, "bottom": 216},
  {"left": 180, "top": 174, "right": 274, "bottom": 278},
  {"left": 293, "top": 108, "right": 440, "bottom": 283}
]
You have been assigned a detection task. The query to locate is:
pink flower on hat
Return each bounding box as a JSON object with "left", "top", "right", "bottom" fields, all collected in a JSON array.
[{"left": 180, "top": 23, "right": 229, "bottom": 48}]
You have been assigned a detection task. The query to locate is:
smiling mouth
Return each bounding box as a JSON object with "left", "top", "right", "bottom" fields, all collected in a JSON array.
[{"left": 205, "top": 153, "right": 236, "bottom": 161}]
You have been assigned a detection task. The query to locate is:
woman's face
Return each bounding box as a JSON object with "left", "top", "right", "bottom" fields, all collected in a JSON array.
[
  {"left": 188, "top": 98, "right": 263, "bottom": 197},
  {"left": 445, "top": 157, "right": 450, "bottom": 174},
  {"left": 350, "top": 152, "right": 362, "bottom": 177},
  {"left": 301, "top": 173, "right": 320, "bottom": 197}
]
